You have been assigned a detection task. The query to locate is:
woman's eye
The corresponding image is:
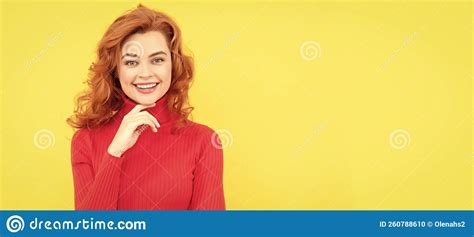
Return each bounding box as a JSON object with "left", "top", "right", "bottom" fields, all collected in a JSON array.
[
  {"left": 152, "top": 58, "right": 165, "bottom": 64},
  {"left": 124, "top": 60, "right": 138, "bottom": 66}
]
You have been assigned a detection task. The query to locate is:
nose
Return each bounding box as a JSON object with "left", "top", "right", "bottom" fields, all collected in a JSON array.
[{"left": 138, "top": 62, "right": 152, "bottom": 78}]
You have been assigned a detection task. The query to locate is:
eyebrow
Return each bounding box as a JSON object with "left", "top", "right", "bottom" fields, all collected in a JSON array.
[
  {"left": 149, "top": 51, "right": 167, "bottom": 57},
  {"left": 121, "top": 51, "right": 167, "bottom": 59}
]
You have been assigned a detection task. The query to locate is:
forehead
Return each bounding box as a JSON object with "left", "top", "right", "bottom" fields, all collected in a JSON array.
[{"left": 123, "top": 31, "right": 170, "bottom": 54}]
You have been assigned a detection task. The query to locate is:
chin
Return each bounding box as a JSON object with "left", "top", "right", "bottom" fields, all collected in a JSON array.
[
  {"left": 133, "top": 91, "right": 166, "bottom": 105},
  {"left": 134, "top": 97, "right": 158, "bottom": 105}
]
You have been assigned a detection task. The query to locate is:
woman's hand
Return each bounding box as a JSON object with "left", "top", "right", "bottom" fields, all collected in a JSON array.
[{"left": 107, "top": 103, "right": 161, "bottom": 158}]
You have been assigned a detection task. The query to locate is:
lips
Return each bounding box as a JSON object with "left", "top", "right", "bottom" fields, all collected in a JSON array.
[{"left": 133, "top": 82, "right": 160, "bottom": 89}]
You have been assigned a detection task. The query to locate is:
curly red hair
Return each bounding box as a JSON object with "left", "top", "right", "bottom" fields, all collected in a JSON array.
[{"left": 67, "top": 4, "right": 194, "bottom": 130}]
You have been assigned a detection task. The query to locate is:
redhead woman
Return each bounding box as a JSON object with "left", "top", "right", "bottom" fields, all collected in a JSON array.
[{"left": 67, "top": 5, "right": 225, "bottom": 210}]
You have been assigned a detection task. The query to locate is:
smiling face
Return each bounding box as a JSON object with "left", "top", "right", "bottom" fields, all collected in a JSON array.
[{"left": 118, "top": 31, "right": 172, "bottom": 105}]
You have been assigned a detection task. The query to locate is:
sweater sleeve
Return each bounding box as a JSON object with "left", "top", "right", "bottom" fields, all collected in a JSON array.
[
  {"left": 188, "top": 129, "right": 226, "bottom": 210},
  {"left": 71, "top": 129, "right": 124, "bottom": 210}
]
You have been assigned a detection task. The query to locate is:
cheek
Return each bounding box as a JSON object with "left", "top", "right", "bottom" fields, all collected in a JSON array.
[
  {"left": 153, "top": 64, "right": 173, "bottom": 82},
  {"left": 119, "top": 67, "right": 138, "bottom": 84}
]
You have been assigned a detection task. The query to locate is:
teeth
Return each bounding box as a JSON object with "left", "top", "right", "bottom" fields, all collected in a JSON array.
[{"left": 135, "top": 83, "right": 158, "bottom": 89}]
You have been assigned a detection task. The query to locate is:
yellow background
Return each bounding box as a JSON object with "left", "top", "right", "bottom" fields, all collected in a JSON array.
[{"left": 1, "top": 0, "right": 472, "bottom": 210}]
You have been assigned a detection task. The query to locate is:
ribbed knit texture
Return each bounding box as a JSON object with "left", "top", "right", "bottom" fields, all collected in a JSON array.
[{"left": 71, "top": 92, "right": 225, "bottom": 210}]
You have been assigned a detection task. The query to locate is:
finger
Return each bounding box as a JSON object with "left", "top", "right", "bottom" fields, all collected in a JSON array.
[
  {"left": 126, "top": 112, "right": 160, "bottom": 130},
  {"left": 132, "top": 124, "right": 148, "bottom": 137},
  {"left": 130, "top": 119, "right": 156, "bottom": 133},
  {"left": 129, "top": 117, "right": 158, "bottom": 132},
  {"left": 129, "top": 103, "right": 156, "bottom": 114},
  {"left": 137, "top": 111, "right": 161, "bottom": 128}
]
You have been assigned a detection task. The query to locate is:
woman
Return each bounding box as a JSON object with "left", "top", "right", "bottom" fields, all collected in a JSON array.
[{"left": 67, "top": 4, "right": 225, "bottom": 210}]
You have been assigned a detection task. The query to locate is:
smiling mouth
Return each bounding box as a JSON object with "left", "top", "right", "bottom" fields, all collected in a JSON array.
[{"left": 133, "top": 82, "right": 160, "bottom": 89}]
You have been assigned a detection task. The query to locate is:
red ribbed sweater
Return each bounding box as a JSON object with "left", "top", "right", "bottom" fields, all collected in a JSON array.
[{"left": 71, "top": 93, "right": 225, "bottom": 210}]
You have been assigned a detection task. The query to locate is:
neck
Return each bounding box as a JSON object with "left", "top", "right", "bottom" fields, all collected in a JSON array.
[{"left": 116, "top": 91, "right": 178, "bottom": 126}]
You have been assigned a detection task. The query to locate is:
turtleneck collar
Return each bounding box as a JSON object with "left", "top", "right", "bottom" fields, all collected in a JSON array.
[{"left": 116, "top": 91, "right": 179, "bottom": 126}]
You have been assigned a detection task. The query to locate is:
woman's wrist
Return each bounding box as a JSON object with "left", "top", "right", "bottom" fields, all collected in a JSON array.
[{"left": 107, "top": 146, "right": 124, "bottom": 158}]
